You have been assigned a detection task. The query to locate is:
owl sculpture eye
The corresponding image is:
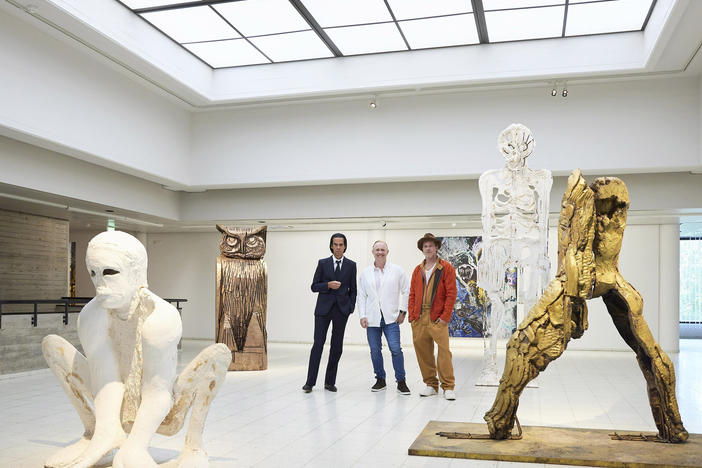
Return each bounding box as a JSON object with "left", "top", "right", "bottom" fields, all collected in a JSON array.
[
  {"left": 245, "top": 235, "right": 264, "bottom": 253},
  {"left": 226, "top": 236, "right": 239, "bottom": 247}
]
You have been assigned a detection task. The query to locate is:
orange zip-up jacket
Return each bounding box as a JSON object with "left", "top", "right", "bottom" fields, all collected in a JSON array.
[{"left": 408, "top": 258, "right": 457, "bottom": 323}]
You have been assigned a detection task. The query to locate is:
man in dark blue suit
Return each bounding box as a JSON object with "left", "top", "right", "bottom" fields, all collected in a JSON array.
[{"left": 303, "top": 233, "right": 357, "bottom": 392}]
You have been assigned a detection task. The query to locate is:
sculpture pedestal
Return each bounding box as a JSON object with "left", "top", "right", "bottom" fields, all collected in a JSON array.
[
  {"left": 230, "top": 347, "right": 267, "bottom": 371},
  {"left": 409, "top": 421, "right": 702, "bottom": 467}
]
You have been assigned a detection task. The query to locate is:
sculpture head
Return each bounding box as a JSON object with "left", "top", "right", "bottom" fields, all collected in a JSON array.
[
  {"left": 217, "top": 225, "right": 267, "bottom": 259},
  {"left": 86, "top": 231, "right": 148, "bottom": 319},
  {"left": 497, "top": 123, "right": 534, "bottom": 170}
]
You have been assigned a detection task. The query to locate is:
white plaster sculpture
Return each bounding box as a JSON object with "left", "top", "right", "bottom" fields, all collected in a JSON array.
[
  {"left": 476, "top": 123, "right": 552, "bottom": 386},
  {"left": 42, "top": 231, "right": 231, "bottom": 468}
]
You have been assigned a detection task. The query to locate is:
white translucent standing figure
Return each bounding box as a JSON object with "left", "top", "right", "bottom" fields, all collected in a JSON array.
[
  {"left": 41, "top": 231, "right": 231, "bottom": 468},
  {"left": 476, "top": 124, "right": 552, "bottom": 386}
]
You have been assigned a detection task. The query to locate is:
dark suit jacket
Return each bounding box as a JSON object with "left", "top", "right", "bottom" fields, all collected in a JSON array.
[{"left": 310, "top": 256, "right": 357, "bottom": 316}]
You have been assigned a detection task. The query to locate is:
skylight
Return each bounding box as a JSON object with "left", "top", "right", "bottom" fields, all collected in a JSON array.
[{"left": 118, "top": 0, "right": 657, "bottom": 69}]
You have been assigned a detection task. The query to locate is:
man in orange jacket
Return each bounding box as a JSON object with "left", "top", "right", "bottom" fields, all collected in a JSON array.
[{"left": 408, "top": 233, "right": 458, "bottom": 400}]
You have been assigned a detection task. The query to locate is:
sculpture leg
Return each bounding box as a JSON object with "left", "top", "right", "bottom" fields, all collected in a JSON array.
[
  {"left": 41, "top": 334, "right": 96, "bottom": 468},
  {"left": 477, "top": 289, "right": 504, "bottom": 385},
  {"left": 484, "top": 281, "right": 569, "bottom": 438},
  {"left": 158, "top": 343, "right": 231, "bottom": 467},
  {"left": 601, "top": 280, "right": 688, "bottom": 443}
]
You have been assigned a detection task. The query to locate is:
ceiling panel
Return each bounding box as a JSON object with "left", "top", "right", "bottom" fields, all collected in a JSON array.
[
  {"left": 250, "top": 31, "right": 334, "bottom": 62},
  {"left": 142, "top": 6, "right": 239, "bottom": 43},
  {"left": 324, "top": 23, "right": 408, "bottom": 55},
  {"left": 185, "top": 39, "right": 270, "bottom": 68},
  {"left": 301, "top": 0, "right": 392, "bottom": 28},
  {"left": 566, "top": 0, "right": 653, "bottom": 36},
  {"left": 387, "top": 0, "right": 473, "bottom": 21},
  {"left": 399, "top": 14, "right": 479, "bottom": 49},
  {"left": 213, "top": 0, "right": 311, "bottom": 37},
  {"left": 485, "top": 5, "right": 565, "bottom": 42}
]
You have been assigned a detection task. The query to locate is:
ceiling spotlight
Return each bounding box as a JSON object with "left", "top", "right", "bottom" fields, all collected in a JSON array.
[
  {"left": 562, "top": 88, "right": 568, "bottom": 97},
  {"left": 551, "top": 87, "right": 557, "bottom": 97},
  {"left": 369, "top": 95, "right": 377, "bottom": 109}
]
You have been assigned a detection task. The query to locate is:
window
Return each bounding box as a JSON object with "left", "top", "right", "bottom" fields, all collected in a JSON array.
[
  {"left": 680, "top": 236, "right": 702, "bottom": 324},
  {"left": 117, "top": 0, "right": 658, "bottom": 69}
]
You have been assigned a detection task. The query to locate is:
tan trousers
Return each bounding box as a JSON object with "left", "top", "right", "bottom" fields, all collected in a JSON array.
[{"left": 411, "top": 305, "right": 455, "bottom": 391}]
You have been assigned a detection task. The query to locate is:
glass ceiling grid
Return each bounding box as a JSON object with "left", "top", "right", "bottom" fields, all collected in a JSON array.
[
  {"left": 116, "top": 0, "right": 657, "bottom": 69},
  {"left": 208, "top": 6, "right": 274, "bottom": 63},
  {"left": 382, "top": 0, "right": 411, "bottom": 53}
]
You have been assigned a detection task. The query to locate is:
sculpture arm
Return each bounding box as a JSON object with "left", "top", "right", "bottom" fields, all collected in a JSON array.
[
  {"left": 71, "top": 306, "right": 127, "bottom": 467},
  {"left": 478, "top": 173, "right": 495, "bottom": 235},
  {"left": 310, "top": 260, "right": 329, "bottom": 293},
  {"left": 119, "top": 304, "right": 180, "bottom": 457}
]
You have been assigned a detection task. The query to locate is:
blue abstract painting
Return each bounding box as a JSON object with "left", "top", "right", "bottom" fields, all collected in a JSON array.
[{"left": 437, "top": 236, "right": 517, "bottom": 338}]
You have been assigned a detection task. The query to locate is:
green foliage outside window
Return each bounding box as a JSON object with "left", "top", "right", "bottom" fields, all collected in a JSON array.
[{"left": 680, "top": 239, "right": 702, "bottom": 323}]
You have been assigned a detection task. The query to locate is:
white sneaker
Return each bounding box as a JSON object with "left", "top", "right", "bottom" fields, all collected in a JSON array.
[
  {"left": 419, "top": 386, "right": 438, "bottom": 397},
  {"left": 444, "top": 389, "right": 456, "bottom": 400}
]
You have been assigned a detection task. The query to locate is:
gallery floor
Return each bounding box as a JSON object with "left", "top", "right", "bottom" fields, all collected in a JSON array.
[{"left": 1, "top": 339, "right": 700, "bottom": 468}]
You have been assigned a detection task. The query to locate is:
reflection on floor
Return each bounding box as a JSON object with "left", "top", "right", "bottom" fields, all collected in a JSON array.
[{"left": 1, "top": 340, "right": 700, "bottom": 468}]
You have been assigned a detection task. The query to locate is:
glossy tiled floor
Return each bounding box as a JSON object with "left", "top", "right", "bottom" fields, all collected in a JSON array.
[{"left": 1, "top": 340, "right": 700, "bottom": 468}]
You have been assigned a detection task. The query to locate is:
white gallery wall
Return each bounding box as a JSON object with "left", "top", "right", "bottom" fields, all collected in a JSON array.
[
  {"left": 189, "top": 76, "right": 701, "bottom": 188},
  {"left": 0, "top": 8, "right": 191, "bottom": 186},
  {"left": 0, "top": 136, "right": 181, "bottom": 220},
  {"left": 142, "top": 221, "right": 680, "bottom": 353}
]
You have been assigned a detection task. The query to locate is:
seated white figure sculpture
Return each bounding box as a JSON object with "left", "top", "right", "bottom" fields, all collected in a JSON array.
[
  {"left": 42, "top": 231, "right": 231, "bottom": 468},
  {"left": 476, "top": 123, "right": 552, "bottom": 385}
]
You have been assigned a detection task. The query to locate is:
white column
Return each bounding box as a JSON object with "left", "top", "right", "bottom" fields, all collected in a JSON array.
[{"left": 658, "top": 223, "right": 680, "bottom": 353}]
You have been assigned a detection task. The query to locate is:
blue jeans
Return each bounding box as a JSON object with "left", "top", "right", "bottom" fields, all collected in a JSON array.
[{"left": 366, "top": 316, "right": 405, "bottom": 382}]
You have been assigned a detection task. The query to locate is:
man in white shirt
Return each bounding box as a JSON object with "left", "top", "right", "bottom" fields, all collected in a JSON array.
[{"left": 358, "top": 240, "right": 411, "bottom": 394}]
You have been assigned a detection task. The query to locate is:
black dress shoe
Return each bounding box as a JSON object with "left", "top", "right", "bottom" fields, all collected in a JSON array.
[
  {"left": 324, "top": 384, "right": 337, "bottom": 392},
  {"left": 302, "top": 384, "right": 313, "bottom": 393}
]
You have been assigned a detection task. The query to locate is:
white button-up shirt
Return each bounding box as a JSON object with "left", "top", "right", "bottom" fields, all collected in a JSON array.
[{"left": 358, "top": 261, "right": 409, "bottom": 326}]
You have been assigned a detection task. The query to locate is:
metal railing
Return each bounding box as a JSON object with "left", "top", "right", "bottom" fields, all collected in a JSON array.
[{"left": 0, "top": 297, "right": 187, "bottom": 329}]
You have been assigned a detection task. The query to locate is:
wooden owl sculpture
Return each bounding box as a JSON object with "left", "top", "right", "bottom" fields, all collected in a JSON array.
[{"left": 215, "top": 224, "right": 268, "bottom": 370}]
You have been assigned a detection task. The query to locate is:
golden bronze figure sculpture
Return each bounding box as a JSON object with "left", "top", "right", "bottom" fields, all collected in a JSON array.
[
  {"left": 215, "top": 224, "right": 268, "bottom": 371},
  {"left": 484, "top": 170, "right": 688, "bottom": 443}
]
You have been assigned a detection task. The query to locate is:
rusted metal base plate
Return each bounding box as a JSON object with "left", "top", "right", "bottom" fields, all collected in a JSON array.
[{"left": 408, "top": 421, "right": 702, "bottom": 468}]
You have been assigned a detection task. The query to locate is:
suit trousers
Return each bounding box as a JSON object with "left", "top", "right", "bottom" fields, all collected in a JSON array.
[
  {"left": 411, "top": 305, "right": 455, "bottom": 391},
  {"left": 306, "top": 303, "right": 349, "bottom": 386}
]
